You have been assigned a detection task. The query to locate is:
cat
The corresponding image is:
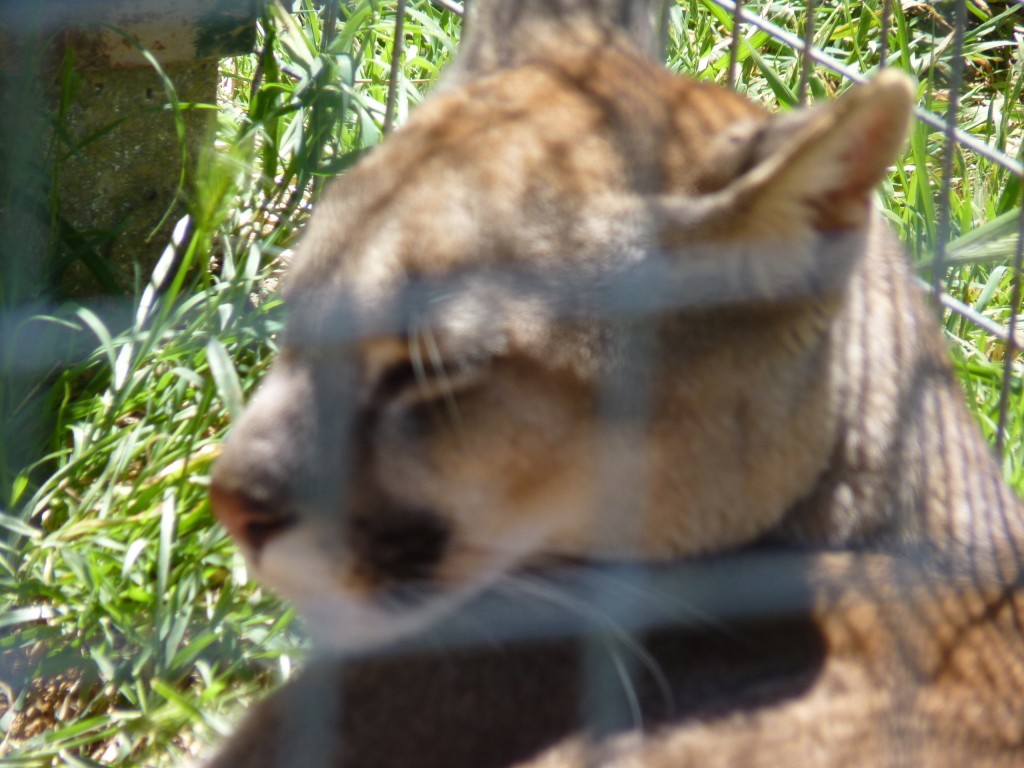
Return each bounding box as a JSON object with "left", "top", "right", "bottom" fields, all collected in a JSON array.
[{"left": 205, "top": 1, "right": 1024, "bottom": 765}]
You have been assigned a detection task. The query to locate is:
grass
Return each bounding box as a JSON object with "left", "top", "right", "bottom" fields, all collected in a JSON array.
[{"left": 0, "top": 0, "right": 1021, "bottom": 765}]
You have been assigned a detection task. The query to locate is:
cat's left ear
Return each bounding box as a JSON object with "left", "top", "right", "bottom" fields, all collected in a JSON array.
[
  {"left": 660, "top": 71, "right": 917, "bottom": 238},
  {"left": 739, "top": 70, "right": 915, "bottom": 231}
]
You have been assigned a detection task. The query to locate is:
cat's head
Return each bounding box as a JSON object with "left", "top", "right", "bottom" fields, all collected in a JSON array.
[{"left": 210, "top": 2, "right": 914, "bottom": 652}]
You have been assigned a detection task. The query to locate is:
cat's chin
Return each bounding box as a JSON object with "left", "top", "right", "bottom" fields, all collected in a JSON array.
[
  {"left": 248, "top": 526, "right": 484, "bottom": 654},
  {"left": 290, "top": 589, "right": 460, "bottom": 654}
]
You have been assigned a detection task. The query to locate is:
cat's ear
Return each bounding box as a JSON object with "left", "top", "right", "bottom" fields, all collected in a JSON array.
[
  {"left": 739, "top": 70, "right": 915, "bottom": 231},
  {"left": 630, "top": 72, "right": 915, "bottom": 305},
  {"left": 664, "top": 71, "right": 917, "bottom": 238}
]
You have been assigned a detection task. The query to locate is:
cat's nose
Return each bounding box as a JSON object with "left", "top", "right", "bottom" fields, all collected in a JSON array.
[{"left": 209, "top": 480, "right": 297, "bottom": 552}]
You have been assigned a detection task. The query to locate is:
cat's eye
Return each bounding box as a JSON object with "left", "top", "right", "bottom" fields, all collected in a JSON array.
[
  {"left": 370, "top": 355, "right": 487, "bottom": 406},
  {"left": 373, "top": 360, "right": 422, "bottom": 401}
]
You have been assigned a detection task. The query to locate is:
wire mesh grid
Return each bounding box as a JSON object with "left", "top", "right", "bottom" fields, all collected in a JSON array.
[{"left": 1, "top": 0, "right": 1023, "bottom": 765}]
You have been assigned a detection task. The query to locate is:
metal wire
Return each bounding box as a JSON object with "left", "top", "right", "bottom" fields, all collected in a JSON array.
[
  {"left": 430, "top": 0, "right": 464, "bottom": 15},
  {"left": 383, "top": 0, "right": 408, "bottom": 134},
  {"left": 996, "top": 204, "right": 1024, "bottom": 453},
  {"left": 878, "top": 0, "right": 891, "bottom": 69},
  {"left": 727, "top": 0, "right": 744, "bottom": 90},
  {"left": 797, "top": 0, "right": 815, "bottom": 104},
  {"left": 709, "top": 0, "right": 1024, "bottom": 178},
  {"left": 931, "top": 0, "right": 969, "bottom": 299}
]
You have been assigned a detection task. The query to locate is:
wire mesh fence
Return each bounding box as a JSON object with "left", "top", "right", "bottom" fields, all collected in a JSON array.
[{"left": 1, "top": 0, "right": 1023, "bottom": 765}]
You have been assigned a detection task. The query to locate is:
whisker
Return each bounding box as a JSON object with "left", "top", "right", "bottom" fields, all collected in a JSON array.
[
  {"left": 421, "top": 323, "right": 462, "bottom": 429},
  {"left": 608, "top": 644, "right": 645, "bottom": 731},
  {"left": 523, "top": 557, "right": 741, "bottom": 640},
  {"left": 498, "top": 571, "right": 677, "bottom": 718},
  {"left": 408, "top": 321, "right": 431, "bottom": 393}
]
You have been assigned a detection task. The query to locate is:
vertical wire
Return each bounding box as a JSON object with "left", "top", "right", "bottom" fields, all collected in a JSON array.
[
  {"left": 878, "top": 0, "right": 892, "bottom": 69},
  {"left": 931, "top": 0, "right": 968, "bottom": 298},
  {"left": 581, "top": 0, "right": 680, "bottom": 736},
  {"left": 798, "top": 0, "right": 816, "bottom": 104},
  {"left": 312, "top": 1, "right": 341, "bottom": 196},
  {"left": 995, "top": 203, "right": 1024, "bottom": 453},
  {"left": 727, "top": 0, "right": 743, "bottom": 90},
  {"left": 384, "top": 0, "right": 408, "bottom": 134},
  {"left": 581, "top": 321, "right": 661, "bottom": 739}
]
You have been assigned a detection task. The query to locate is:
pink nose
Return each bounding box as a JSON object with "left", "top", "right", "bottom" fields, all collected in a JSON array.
[{"left": 209, "top": 482, "right": 296, "bottom": 552}]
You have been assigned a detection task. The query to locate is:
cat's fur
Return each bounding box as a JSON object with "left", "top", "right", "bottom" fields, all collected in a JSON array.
[{"left": 206, "top": 0, "right": 1024, "bottom": 765}]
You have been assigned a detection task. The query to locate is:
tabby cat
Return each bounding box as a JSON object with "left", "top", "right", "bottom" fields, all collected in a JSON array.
[{"left": 205, "top": 0, "right": 1024, "bottom": 765}]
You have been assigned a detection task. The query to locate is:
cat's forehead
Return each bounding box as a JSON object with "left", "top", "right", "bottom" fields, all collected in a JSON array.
[
  {"left": 287, "top": 60, "right": 767, "bottom": 286},
  {"left": 285, "top": 262, "right": 557, "bottom": 374},
  {"left": 282, "top": 51, "right": 776, "bottom": 366}
]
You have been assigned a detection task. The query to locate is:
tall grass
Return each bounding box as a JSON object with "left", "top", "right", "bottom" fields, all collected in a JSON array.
[{"left": 0, "top": 1, "right": 1020, "bottom": 766}]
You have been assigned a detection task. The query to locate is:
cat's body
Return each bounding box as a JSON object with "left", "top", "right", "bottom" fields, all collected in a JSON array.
[
  {"left": 204, "top": 548, "right": 1024, "bottom": 767},
  {"left": 206, "top": 0, "right": 1024, "bottom": 765}
]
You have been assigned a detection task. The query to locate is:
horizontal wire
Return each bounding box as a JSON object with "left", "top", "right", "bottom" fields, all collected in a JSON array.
[{"left": 708, "top": 0, "right": 1024, "bottom": 177}]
